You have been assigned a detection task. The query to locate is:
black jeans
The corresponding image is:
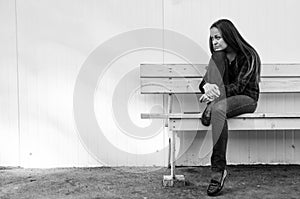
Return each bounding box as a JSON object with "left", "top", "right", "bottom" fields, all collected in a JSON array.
[{"left": 205, "top": 51, "right": 258, "bottom": 172}]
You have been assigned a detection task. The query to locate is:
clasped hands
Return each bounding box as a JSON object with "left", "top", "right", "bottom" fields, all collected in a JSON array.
[{"left": 199, "top": 83, "right": 220, "bottom": 103}]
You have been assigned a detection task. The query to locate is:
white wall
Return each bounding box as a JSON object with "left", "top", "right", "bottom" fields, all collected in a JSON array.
[
  {"left": 16, "top": 0, "right": 165, "bottom": 167},
  {"left": 0, "top": 0, "right": 19, "bottom": 166},
  {"left": 1, "top": 0, "right": 300, "bottom": 167}
]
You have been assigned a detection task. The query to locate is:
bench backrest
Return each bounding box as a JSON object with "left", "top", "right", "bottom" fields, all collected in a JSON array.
[{"left": 140, "top": 64, "right": 300, "bottom": 94}]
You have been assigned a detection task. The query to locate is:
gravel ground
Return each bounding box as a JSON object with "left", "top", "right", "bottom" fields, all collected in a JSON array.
[{"left": 0, "top": 165, "right": 299, "bottom": 199}]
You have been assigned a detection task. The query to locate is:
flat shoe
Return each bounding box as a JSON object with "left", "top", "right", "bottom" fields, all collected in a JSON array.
[
  {"left": 207, "top": 170, "right": 227, "bottom": 196},
  {"left": 201, "top": 105, "right": 212, "bottom": 126}
]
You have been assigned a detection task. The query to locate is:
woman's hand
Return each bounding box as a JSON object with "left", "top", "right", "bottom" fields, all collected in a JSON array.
[
  {"left": 203, "top": 83, "right": 220, "bottom": 99},
  {"left": 199, "top": 94, "right": 214, "bottom": 103}
]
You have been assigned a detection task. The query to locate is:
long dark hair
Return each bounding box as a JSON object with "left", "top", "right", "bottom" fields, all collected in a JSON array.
[{"left": 209, "top": 19, "right": 261, "bottom": 82}]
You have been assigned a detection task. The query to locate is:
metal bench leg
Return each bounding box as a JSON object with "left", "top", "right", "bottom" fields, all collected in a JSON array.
[
  {"left": 163, "top": 128, "right": 185, "bottom": 187},
  {"left": 162, "top": 107, "right": 185, "bottom": 186},
  {"left": 167, "top": 138, "right": 171, "bottom": 169},
  {"left": 170, "top": 127, "right": 175, "bottom": 178},
  {"left": 165, "top": 94, "right": 172, "bottom": 169}
]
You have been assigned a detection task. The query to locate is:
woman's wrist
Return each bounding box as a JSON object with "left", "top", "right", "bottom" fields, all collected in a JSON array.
[{"left": 203, "top": 83, "right": 209, "bottom": 93}]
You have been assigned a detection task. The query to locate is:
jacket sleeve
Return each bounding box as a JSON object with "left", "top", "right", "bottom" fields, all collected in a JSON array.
[{"left": 199, "top": 66, "right": 208, "bottom": 94}]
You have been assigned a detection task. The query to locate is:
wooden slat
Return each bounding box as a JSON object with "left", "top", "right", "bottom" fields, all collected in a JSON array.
[
  {"left": 261, "top": 64, "right": 300, "bottom": 77},
  {"left": 141, "top": 112, "right": 300, "bottom": 130},
  {"left": 141, "top": 112, "right": 300, "bottom": 119},
  {"left": 260, "top": 78, "right": 300, "bottom": 93},
  {"left": 141, "top": 78, "right": 202, "bottom": 94},
  {"left": 170, "top": 118, "right": 300, "bottom": 131},
  {"left": 140, "top": 64, "right": 206, "bottom": 78},
  {"left": 141, "top": 64, "right": 300, "bottom": 78},
  {"left": 141, "top": 113, "right": 168, "bottom": 119},
  {"left": 141, "top": 77, "right": 300, "bottom": 94}
]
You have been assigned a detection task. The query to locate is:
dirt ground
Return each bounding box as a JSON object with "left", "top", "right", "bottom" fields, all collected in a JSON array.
[{"left": 0, "top": 165, "right": 299, "bottom": 199}]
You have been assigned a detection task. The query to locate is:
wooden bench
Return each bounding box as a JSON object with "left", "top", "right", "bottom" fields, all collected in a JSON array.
[{"left": 140, "top": 63, "right": 300, "bottom": 186}]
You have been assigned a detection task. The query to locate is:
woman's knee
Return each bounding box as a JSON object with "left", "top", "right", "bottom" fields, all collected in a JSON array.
[{"left": 211, "top": 102, "right": 226, "bottom": 118}]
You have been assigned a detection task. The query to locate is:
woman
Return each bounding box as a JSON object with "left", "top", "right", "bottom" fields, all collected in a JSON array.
[{"left": 199, "top": 19, "right": 261, "bottom": 196}]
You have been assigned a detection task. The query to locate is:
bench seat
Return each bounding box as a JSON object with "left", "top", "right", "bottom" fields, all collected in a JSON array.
[{"left": 142, "top": 112, "right": 300, "bottom": 130}]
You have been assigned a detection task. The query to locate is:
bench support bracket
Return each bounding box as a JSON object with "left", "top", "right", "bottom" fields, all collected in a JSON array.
[{"left": 163, "top": 174, "right": 186, "bottom": 187}]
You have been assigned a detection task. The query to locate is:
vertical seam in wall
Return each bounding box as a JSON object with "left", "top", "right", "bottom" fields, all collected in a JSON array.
[
  {"left": 162, "top": 0, "right": 165, "bottom": 166},
  {"left": 14, "top": 0, "right": 21, "bottom": 167},
  {"left": 162, "top": 0, "right": 165, "bottom": 64}
]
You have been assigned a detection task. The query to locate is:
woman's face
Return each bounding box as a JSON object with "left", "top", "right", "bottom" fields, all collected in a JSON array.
[{"left": 210, "top": 27, "right": 228, "bottom": 51}]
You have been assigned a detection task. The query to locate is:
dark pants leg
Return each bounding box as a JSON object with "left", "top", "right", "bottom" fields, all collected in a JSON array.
[
  {"left": 210, "top": 95, "right": 257, "bottom": 172},
  {"left": 204, "top": 51, "right": 229, "bottom": 95}
]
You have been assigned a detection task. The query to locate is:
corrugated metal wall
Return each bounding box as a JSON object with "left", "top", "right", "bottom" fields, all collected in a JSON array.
[{"left": 0, "top": 0, "right": 300, "bottom": 167}]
